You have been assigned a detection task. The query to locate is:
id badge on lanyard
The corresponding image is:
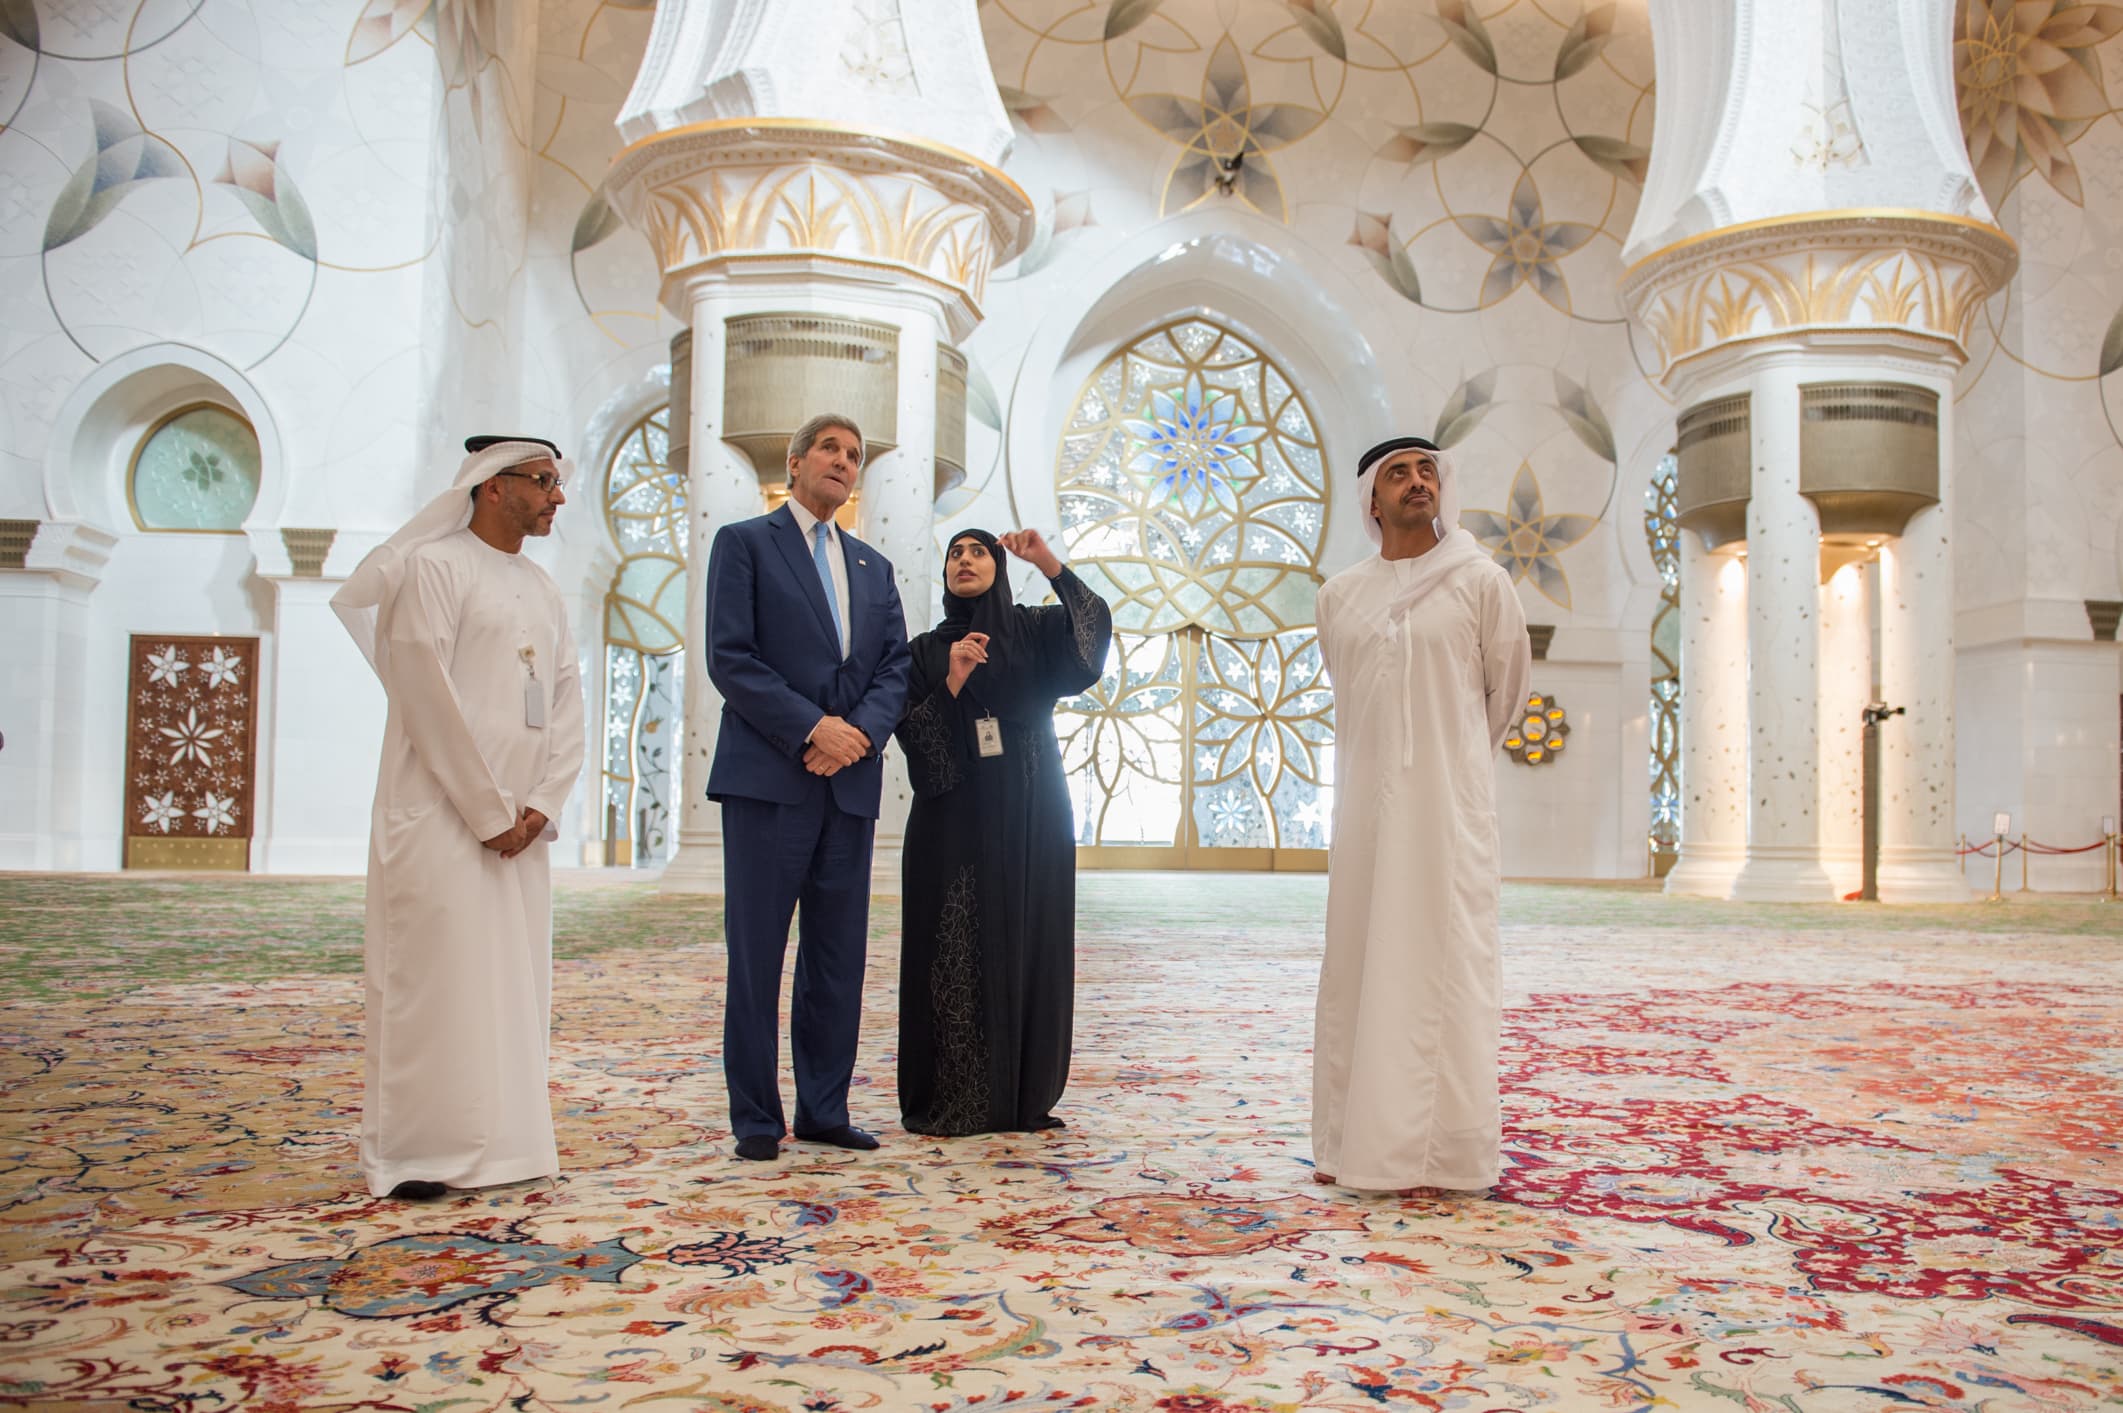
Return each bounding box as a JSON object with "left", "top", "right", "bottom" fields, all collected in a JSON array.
[
  {"left": 975, "top": 715, "right": 1004, "bottom": 758},
  {"left": 520, "top": 645, "right": 546, "bottom": 729}
]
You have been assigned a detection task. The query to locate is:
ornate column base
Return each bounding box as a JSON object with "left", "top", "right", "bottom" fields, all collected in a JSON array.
[
  {"left": 1876, "top": 847, "right": 1976, "bottom": 904},
  {"left": 870, "top": 840, "right": 902, "bottom": 900},
  {"left": 658, "top": 826, "right": 724, "bottom": 894},
  {"left": 1662, "top": 841, "right": 1746, "bottom": 899},
  {"left": 1730, "top": 847, "right": 1837, "bottom": 903}
]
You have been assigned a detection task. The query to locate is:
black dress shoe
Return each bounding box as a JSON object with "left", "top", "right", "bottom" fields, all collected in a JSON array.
[
  {"left": 387, "top": 1180, "right": 448, "bottom": 1201},
  {"left": 734, "top": 1135, "right": 780, "bottom": 1161},
  {"left": 793, "top": 1124, "right": 879, "bottom": 1151}
]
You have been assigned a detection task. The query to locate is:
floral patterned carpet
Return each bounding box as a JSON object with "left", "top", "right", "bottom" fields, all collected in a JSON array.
[{"left": 0, "top": 872, "right": 2118, "bottom": 1412}]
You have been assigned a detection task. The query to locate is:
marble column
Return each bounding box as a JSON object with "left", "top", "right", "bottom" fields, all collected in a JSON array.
[
  {"left": 661, "top": 300, "right": 771, "bottom": 895},
  {"left": 1666, "top": 535, "right": 1748, "bottom": 897},
  {"left": 1816, "top": 559, "right": 1872, "bottom": 897},
  {"left": 604, "top": 0, "right": 1032, "bottom": 896},
  {"left": 856, "top": 311, "right": 945, "bottom": 891},
  {"left": 1731, "top": 368, "right": 1834, "bottom": 901},
  {"left": 0, "top": 524, "right": 109, "bottom": 870},
  {"left": 256, "top": 573, "right": 385, "bottom": 874},
  {"left": 1878, "top": 493, "right": 1972, "bottom": 900},
  {"left": 1623, "top": 0, "right": 2015, "bottom": 902}
]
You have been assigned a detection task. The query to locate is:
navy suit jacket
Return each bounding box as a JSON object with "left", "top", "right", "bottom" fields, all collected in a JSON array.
[{"left": 704, "top": 504, "right": 912, "bottom": 819}]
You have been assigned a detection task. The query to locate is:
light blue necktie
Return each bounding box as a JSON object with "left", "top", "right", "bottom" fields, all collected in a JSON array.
[{"left": 811, "top": 521, "right": 844, "bottom": 652}]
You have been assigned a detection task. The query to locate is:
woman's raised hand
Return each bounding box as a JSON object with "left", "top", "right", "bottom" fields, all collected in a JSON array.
[{"left": 998, "top": 529, "right": 1063, "bottom": 577}]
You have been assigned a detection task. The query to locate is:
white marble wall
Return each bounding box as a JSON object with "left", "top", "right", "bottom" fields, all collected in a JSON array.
[
  {"left": 1948, "top": 4, "right": 2123, "bottom": 883},
  {"left": 1491, "top": 658, "right": 1640, "bottom": 879},
  {"left": 1956, "top": 642, "right": 2122, "bottom": 891}
]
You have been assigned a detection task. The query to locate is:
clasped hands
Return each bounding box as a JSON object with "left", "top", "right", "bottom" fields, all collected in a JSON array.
[
  {"left": 804, "top": 715, "right": 872, "bottom": 777},
  {"left": 482, "top": 807, "right": 548, "bottom": 859}
]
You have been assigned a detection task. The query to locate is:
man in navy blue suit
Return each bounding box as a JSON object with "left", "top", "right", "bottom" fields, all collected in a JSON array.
[{"left": 705, "top": 413, "right": 912, "bottom": 1162}]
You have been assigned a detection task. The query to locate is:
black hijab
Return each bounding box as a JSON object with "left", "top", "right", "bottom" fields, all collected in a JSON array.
[{"left": 926, "top": 529, "right": 1048, "bottom": 722}]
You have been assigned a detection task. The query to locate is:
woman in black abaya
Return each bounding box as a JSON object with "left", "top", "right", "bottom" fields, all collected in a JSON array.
[{"left": 893, "top": 528, "right": 1112, "bottom": 1136}]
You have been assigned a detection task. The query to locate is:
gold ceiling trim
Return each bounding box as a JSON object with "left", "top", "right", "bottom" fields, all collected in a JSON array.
[
  {"left": 610, "top": 117, "right": 1033, "bottom": 233},
  {"left": 1623, "top": 208, "right": 2018, "bottom": 283}
]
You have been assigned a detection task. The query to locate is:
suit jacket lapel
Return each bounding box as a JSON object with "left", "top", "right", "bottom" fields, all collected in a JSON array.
[{"left": 767, "top": 504, "right": 839, "bottom": 649}]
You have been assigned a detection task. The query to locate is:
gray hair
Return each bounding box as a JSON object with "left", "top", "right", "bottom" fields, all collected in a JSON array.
[{"left": 787, "top": 413, "right": 865, "bottom": 473}]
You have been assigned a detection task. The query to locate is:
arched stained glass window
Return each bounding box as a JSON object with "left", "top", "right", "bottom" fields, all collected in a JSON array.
[
  {"left": 1053, "top": 318, "right": 1333, "bottom": 867},
  {"left": 601, "top": 410, "right": 685, "bottom": 865},
  {"left": 1057, "top": 319, "right": 1327, "bottom": 638},
  {"left": 1646, "top": 452, "right": 1681, "bottom": 872},
  {"left": 130, "top": 404, "right": 261, "bottom": 532}
]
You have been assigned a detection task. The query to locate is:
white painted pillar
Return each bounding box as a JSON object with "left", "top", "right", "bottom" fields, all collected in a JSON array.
[
  {"left": 1816, "top": 561, "right": 1871, "bottom": 897},
  {"left": 1665, "top": 535, "right": 1748, "bottom": 897},
  {"left": 1878, "top": 494, "right": 1972, "bottom": 899},
  {"left": 258, "top": 576, "right": 383, "bottom": 874},
  {"left": 0, "top": 568, "right": 97, "bottom": 870},
  {"left": 855, "top": 312, "right": 944, "bottom": 894},
  {"left": 662, "top": 291, "right": 770, "bottom": 895},
  {"left": 1733, "top": 367, "right": 1835, "bottom": 901}
]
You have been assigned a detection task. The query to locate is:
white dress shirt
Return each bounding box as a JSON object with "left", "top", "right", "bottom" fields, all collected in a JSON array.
[{"left": 787, "top": 495, "right": 851, "bottom": 661}]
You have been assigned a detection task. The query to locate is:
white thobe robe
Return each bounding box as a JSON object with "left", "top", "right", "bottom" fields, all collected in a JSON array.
[
  {"left": 1311, "top": 547, "right": 1530, "bottom": 1191},
  {"left": 361, "top": 529, "right": 585, "bottom": 1196}
]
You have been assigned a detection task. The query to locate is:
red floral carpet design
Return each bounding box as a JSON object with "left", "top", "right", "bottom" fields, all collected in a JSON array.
[{"left": 0, "top": 875, "right": 2118, "bottom": 1411}]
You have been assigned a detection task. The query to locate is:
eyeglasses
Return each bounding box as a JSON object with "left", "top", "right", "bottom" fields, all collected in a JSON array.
[{"left": 494, "top": 469, "right": 566, "bottom": 494}]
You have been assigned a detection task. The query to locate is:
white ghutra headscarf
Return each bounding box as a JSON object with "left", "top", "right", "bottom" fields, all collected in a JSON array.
[
  {"left": 331, "top": 436, "right": 567, "bottom": 679},
  {"left": 1356, "top": 434, "right": 1495, "bottom": 767},
  {"left": 1355, "top": 435, "right": 1484, "bottom": 615}
]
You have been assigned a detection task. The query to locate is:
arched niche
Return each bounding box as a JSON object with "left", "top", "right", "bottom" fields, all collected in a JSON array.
[
  {"left": 43, "top": 344, "right": 287, "bottom": 537},
  {"left": 1004, "top": 210, "right": 1392, "bottom": 578}
]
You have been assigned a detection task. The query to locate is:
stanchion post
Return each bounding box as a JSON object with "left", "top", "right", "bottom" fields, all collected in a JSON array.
[
  {"left": 2103, "top": 816, "right": 2119, "bottom": 904},
  {"left": 1987, "top": 812, "right": 2009, "bottom": 903},
  {"left": 2019, "top": 833, "right": 2030, "bottom": 893},
  {"left": 1958, "top": 833, "right": 1968, "bottom": 881}
]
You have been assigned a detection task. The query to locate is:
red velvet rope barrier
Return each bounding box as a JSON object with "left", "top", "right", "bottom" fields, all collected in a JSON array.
[
  {"left": 1955, "top": 835, "right": 2110, "bottom": 857},
  {"left": 2023, "top": 838, "right": 2109, "bottom": 855}
]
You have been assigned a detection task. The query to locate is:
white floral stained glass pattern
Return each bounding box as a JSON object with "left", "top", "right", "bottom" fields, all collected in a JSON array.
[
  {"left": 157, "top": 706, "right": 225, "bottom": 766},
  {"left": 1645, "top": 453, "right": 1681, "bottom": 861},
  {"left": 631, "top": 652, "right": 684, "bottom": 863},
  {"left": 605, "top": 411, "right": 682, "bottom": 558},
  {"left": 1057, "top": 634, "right": 1187, "bottom": 847},
  {"left": 123, "top": 635, "right": 259, "bottom": 867},
  {"left": 601, "top": 407, "right": 688, "bottom": 866},
  {"left": 1057, "top": 319, "right": 1328, "bottom": 638},
  {"left": 1191, "top": 630, "right": 1334, "bottom": 850},
  {"left": 199, "top": 645, "right": 245, "bottom": 690},
  {"left": 192, "top": 792, "right": 238, "bottom": 834},
  {"left": 131, "top": 406, "right": 262, "bottom": 532},
  {"left": 147, "top": 646, "right": 190, "bottom": 685},
  {"left": 140, "top": 791, "right": 183, "bottom": 833}
]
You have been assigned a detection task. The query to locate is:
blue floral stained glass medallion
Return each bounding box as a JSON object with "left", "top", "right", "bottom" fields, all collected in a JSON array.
[{"left": 131, "top": 406, "right": 261, "bottom": 531}]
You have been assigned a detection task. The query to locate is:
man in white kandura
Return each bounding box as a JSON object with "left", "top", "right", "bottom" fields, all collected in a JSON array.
[
  {"left": 332, "top": 435, "right": 586, "bottom": 1201},
  {"left": 1311, "top": 434, "right": 1531, "bottom": 1194}
]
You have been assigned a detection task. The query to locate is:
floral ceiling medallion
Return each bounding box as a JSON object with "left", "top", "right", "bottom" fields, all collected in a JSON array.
[
  {"left": 1462, "top": 462, "right": 1599, "bottom": 609},
  {"left": 1504, "top": 692, "right": 1571, "bottom": 766},
  {"left": 1954, "top": 0, "right": 2123, "bottom": 208},
  {"left": 1457, "top": 171, "right": 1597, "bottom": 312},
  {"left": 1124, "top": 35, "right": 1322, "bottom": 221}
]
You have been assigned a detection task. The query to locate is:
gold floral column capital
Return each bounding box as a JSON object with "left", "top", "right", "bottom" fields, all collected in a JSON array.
[
  {"left": 1619, "top": 209, "right": 2018, "bottom": 382},
  {"left": 605, "top": 118, "right": 1034, "bottom": 339}
]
